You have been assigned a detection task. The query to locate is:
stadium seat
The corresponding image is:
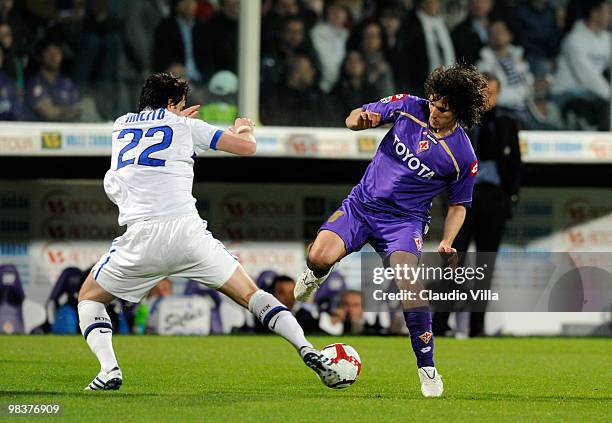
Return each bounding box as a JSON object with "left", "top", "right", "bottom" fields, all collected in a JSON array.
[
  {"left": 47, "top": 267, "right": 83, "bottom": 334},
  {"left": 0, "top": 264, "right": 26, "bottom": 334},
  {"left": 184, "top": 280, "right": 223, "bottom": 333}
]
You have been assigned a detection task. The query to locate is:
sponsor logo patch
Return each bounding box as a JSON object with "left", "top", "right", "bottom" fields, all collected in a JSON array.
[
  {"left": 470, "top": 160, "right": 479, "bottom": 176},
  {"left": 421, "top": 346, "right": 432, "bottom": 353},
  {"left": 419, "top": 331, "right": 433, "bottom": 344},
  {"left": 42, "top": 132, "right": 62, "bottom": 149},
  {"left": 380, "top": 93, "right": 407, "bottom": 103}
]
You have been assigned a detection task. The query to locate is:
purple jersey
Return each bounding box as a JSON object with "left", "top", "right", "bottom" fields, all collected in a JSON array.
[
  {"left": 350, "top": 94, "right": 478, "bottom": 223},
  {"left": 26, "top": 73, "right": 79, "bottom": 118}
]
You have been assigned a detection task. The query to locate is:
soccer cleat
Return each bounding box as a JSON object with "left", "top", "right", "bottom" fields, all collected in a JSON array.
[
  {"left": 84, "top": 367, "right": 123, "bottom": 391},
  {"left": 418, "top": 367, "right": 443, "bottom": 397},
  {"left": 294, "top": 266, "right": 335, "bottom": 302},
  {"left": 300, "top": 346, "right": 341, "bottom": 388}
]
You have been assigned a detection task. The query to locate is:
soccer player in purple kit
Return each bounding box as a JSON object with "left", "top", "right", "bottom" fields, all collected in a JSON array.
[{"left": 295, "top": 64, "right": 488, "bottom": 397}]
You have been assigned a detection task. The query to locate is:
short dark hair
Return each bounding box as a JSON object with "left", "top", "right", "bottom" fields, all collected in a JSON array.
[
  {"left": 585, "top": 0, "right": 607, "bottom": 19},
  {"left": 340, "top": 290, "right": 362, "bottom": 303},
  {"left": 271, "top": 275, "right": 295, "bottom": 292},
  {"left": 138, "top": 72, "right": 189, "bottom": 112},
  {"left": 424, "top": 64, "right": 488, "bottom": 128},
  {"left": 38, "top": 39, "right": 62, "bottom": 55}
]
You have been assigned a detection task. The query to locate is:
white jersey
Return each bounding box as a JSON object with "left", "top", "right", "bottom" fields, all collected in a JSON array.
[{"left": 104, "top": 108, "right": 223, "bottom": 226}]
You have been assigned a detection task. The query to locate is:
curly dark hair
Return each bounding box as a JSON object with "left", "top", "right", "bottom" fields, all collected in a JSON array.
[
  {"left": 424, "top": 64, "right": 488, "bottom": 129},
  {"left": 138, "top": 72, "right": 189, "bottom": 111}
]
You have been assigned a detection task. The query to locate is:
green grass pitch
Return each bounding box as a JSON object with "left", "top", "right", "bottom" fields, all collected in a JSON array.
[{"left": 1, "top": 336, "right": 610, "bottom": 422}]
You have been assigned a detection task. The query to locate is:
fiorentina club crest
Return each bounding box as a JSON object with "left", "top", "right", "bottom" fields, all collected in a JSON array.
[
  {"left": 417, "top": 140, "right": 429, "bottom": 154},
  {"left": 419, "top": 331, "right": 433, "bottom": 344},
  {"left": 414, "top": 237, "right": 422, "bottom": 250}
]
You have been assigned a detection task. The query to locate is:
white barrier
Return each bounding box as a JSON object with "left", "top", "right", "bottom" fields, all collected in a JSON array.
[{"left": 1, "top": 122, "right": 612, "bottom": 163}]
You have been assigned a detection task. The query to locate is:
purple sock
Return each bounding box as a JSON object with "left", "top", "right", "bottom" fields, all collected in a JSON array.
[{"left": 403, "top": 307, "right": 435, "bottom": 368}]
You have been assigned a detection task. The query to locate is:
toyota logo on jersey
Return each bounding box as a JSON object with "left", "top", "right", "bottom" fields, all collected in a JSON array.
[{"left": 393, "top": 134, "right": 436, "bottom": 179}]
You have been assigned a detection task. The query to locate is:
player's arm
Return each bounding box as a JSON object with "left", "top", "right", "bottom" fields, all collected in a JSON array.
[
  {"left": 215, "top": 117, "right": 257, "bottom": 156},
  {"left": 438, "top": 204, "right": 466, "bottom": 267},
  {"left": 33, "top": 97, "right": 80, "bottom": 121},
  {"left": 345, "top": 107, "right": 382, "bottom": 130},
  {"left": 440, "top": 205, "right": 466, "bottom": 252}
]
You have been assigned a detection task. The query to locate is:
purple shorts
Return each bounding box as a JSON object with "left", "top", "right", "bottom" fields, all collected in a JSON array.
[{"left": 319, "top": 197, "right": 427, "bottom": 257}]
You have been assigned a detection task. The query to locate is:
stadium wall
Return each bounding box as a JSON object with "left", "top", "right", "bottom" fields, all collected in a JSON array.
[{"left": 1, "top": 124, "right": 611, "bottom": 335}]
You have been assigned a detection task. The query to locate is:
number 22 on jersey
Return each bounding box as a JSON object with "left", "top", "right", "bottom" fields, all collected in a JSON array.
[{"left": 117, "top": 125, "right": 173, "bottom": 169}]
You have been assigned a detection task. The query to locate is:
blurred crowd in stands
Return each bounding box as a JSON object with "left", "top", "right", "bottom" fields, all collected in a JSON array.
[
  {"left": 0, "top": 263, "right": 408, "bottom": 336},
  {"left": 0, "top": 0, "right": 609, "bottom": 130}
]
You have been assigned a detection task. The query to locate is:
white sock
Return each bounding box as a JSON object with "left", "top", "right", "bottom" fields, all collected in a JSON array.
[
  {"left": 78, "top": 300, "right": 119, "bottom": 372},
  {"left": 248, "top": 290, "right": 313, "bottom": 351}
]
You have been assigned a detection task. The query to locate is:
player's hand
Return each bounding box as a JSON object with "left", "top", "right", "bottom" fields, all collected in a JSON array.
[
  {"left": 358, "top": 110, "right": 381, "bottom": 129},
  {"left": 180, "top": 105, "right": 200, "bottom": 118},
  {"left": 438, "top": 241, "right": 458, "bottom": 268},
  {"left": 329, "top": 307, "right": 347, "bottom": 325},
  {"left": 233, "top": 117, "right": 255, "bottom": 133}
]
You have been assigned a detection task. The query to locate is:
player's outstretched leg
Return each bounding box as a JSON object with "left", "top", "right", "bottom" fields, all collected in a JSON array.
[
  {"left": 218, "top": 265, "right": 341, "bottom": 387},
  {"left": 78, "top": 273, "right": 123, "bottom": 391},
  {"left": 391, "top": 251, "right": 443, "bottom": 397},
  {"left": 404, "top": 307, "right": 443, "bottom": 397},
  {"left": 295, "top": 230, "right": 346, "bottom": 302}
]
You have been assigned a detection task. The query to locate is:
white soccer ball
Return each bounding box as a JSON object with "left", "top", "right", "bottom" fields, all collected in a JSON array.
[{"left": 321, "top": 343, "right": 362, "bottom": 389}]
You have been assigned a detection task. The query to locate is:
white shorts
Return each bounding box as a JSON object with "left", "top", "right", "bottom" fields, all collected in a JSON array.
[{"left": 92, "top": 214, "right": 239, "bottom": 302}]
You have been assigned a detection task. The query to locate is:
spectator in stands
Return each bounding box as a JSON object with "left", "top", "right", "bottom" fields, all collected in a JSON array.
[
  {"left": 319, "top": 290, "right": 366, "bottom": 335},
  {"left": 452, "top": 0, "right": 493, "bottom": 65},
  {"left": 562, "top": 0, "right": 585, "bottom": 34},
  {"left": 269, "top": 275, "right": 318, "bottom": 333},
  {"left": 377, "top": 3, "right": 404, "bottom": 52},
  {"left": 0, "top": 46, "right": 21, "bottom": 120},
  {"left": 310, "top": 0, "right": 349, "bottom": 92},
  {"left": 118, "top": 0, "right": 169, "bottom": 112},
  {"left": 434, "top": 73, "right": 521, "bottom": 337},
  {"left": 200, "top": 70, "right": 238, "bottom": 126},
  {"left": 440, "top": 0, "right": 470, "bottom": 28},
  {"left": 550, "top": 0, "right": 610, "bottom": 131},
  {"left": 354, "top": 21, "right": 395, "bottom": 96},
  {"left": 261, "top": 53, "right": 333, "bottom": 126},
  {"left": 331, "top": 50, "right": 379, "bottom": 122},
  {"left": 0, "top": 22, "right": 25, "bottom": 90},
  {"left": 261, "top": 0, "right": 303, "bottom": 51},
  {"left": 394, "top": 0, "right": 456, "bottom": 96},
  {"left": 74, "top": 0, "right": 121, "bottom": 120},
  {"left": 477, "top": 20, "right": 534, "bottom": 127},
  {"left": 513, "top": 0, "right": 561, "bottom": 78},
  {"left": 153, "top": 0, "right": 206, "bottom": 83},
  {"left": 0, "top": 0, "right": 32, "bottom": 59},
  {"left": 342, "top": 0, "right": 369, "bottom": 23},
  {"left": 261, "top": 16, "right": 319, "bottom": 86},
  {"left": 25, "top": 41, "right": 80, "bottom": 122},
  {"left": 202, "top": 0, "right": 240, "bottom": 80},
  {"left": 302, "top": 0, "right": 324, "bottom": 21}
]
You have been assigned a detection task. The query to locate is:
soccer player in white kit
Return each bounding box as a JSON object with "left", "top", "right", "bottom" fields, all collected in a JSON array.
[{"left": 77, "top": 73, "right": 340, "bottom": 390}]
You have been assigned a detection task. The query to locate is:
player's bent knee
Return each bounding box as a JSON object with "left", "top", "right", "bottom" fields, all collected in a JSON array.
[{"left": 307, "top": 247, "right": 336, "bottom": 270}]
